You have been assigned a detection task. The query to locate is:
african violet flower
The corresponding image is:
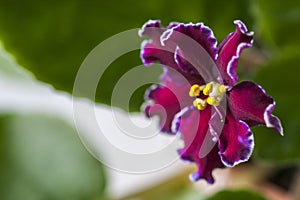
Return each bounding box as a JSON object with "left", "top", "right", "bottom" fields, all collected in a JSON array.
[{"left": 139, "top": 20, "right": 283, "bottom": 183}]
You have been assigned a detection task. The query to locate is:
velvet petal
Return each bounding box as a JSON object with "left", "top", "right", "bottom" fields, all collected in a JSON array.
[
  {"left": 216, "top": 20, "right": 254, "bottom": 86},
  {"left": 139, "top": 20, "right": 178, "bottom": 69},
  {"left": 228, "top": 81, "right": 283, "bottom": 135},
  {"left": 172, "top": 107, "right": 224, "bottom": 183},
  {"left": 218, "top": 110, "right": 254, "bottom": 167},
  {"left": 144, "top": 79, "right": 192, "bottom": 134},
  {"left": 161, "top": 23, "right": 219, "bottom": 81}
]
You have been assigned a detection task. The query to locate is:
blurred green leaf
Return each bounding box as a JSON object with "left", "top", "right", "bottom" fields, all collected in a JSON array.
[
  {"left": 135, "top": 187, "right": 204, "bottom": 200},
  {"left": 0, "top": 114, "right": 106, "bottom": 200},
  {"left": 0, "top": 0, "right": 253, "bottom": 111},
  {"left": 200, "top": 0, "right": 253, "bottom": 40},
  {"left": 0, "top": 43, "right": 33, "bottom": 80},
  {"left": 119, "top": 170, "right": 206, "bottom": 200},
  {"left": 253, "top": 0, "right": 300, "bottom": 49},
  {"left": 253, "top": 48, "right": 300, "bottom": 163},
  {"left": 206, "top": 190, "right": 266, "bottom": 200}
]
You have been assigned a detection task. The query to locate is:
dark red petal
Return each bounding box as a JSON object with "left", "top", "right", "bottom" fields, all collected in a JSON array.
[
  {"left": 228, "top": 81, "right": 283, "bottom": 135},
  {"left": 144, "top": 79, "right": 192, "bottom": 134},
  {"left": 174, "top": 47, "right": 198, "bottom": 74},
  {"left": 139, "top": 20, "right": 179, "bottom": 69},
  {"left": 138, "top": 19, "right": 179, "bottom": 38},
  {"left": 218, "top": 110, "right": 254, "bottom": 167},
  {"left": 139, "top": 21, "right": 206, "bottom": 85},
  {"left": 138, "top": 19, "right": 162, "bottom": 38},
  {"left": 173, "top": 107, "right": 224, "bottom": 183},
  {"left": 216, "top": 20, "right": 254, "bottom": 86},
  {"left": 161, "top": 23, "right": 218, "bottom": 82},
  {"left": 162, "top": 23, "right": 218, "bottom": 60}
]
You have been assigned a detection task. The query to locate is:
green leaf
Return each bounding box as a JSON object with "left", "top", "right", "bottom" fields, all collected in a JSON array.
[
  {"left": 120, "top": 172, "right": 205, "bottom": 200},
  {"left": 253, "top": 48, "right": 300, "bottom": 163},
  {"left": 206, "top": 190, "right": 266, "bottom": 200},
  {"left": 0, "top": 0, "right": 253, "bottom": 111},
  {"left": 200, "top": 0, "right": 254, "bottom": 40},
  {"left": 0, "top": 43, "right": 33, "bottom": 80},
  {"left": 0, "top": 114, "right": 106, "bottom": 200},
  {"left": 253, "top": 0, "right": 300, "bottom": 49}
]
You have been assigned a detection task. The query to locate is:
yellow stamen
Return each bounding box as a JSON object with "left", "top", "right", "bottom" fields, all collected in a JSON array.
[
  {"left": 207, "top": 97, "right": 220, "bottom": 106},
  {"left": 218, "top": 85, "right": 226, "bottom": 94},
  {"left": 189, "top": 84, "right": 201, "bottom": 97},
  {"left": 193, "top": 98, "right": 207, "bottom": 110},
  {"left": 189, "top": 82, "right": 227, "bottom": 110},
  {"left": 203, "top": 82, "right": 212, "bottom": 96}
]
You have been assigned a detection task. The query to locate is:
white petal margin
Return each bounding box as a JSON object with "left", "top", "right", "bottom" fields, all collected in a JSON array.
[
  {"left": 174, "top": 46, "right": 182, "bottom": 67},
  {"left": 160, "top": 24, "right": 177, "bottom": 46},
  {"left": 226, "top": 20, "right": 254, "bottom": 82},
  {"left": 160, "top": 22, "right": 218, "bottom": 61},
  {"left": 257, "top": 84, "right": 284, "bottom": 136},
  {"left": 233, "top": 20, "right": 255, "bottom": 37},
  {"left": 264, "top": 103, "right": 284, "bottom": 136},
  {"left": 219, "top": 120, "right": 254, "bottom": 168},
  {"left": 171, "top": 106, "right": 192, "bottom": 133},
  {"left": 138, "top": 19, "right": 161, "bottom": 37},
  {"left": 139, "top": 40, "right": 152, "bottom": 66}
]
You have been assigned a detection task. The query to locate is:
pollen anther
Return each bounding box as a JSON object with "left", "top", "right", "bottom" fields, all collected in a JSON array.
[
  {"left": 189, "top": 84, "right": 201, "bottom": 97},
  {"left": 207, "top": 97, "right": 216, "bottom": 106},
  {"left": 203, "top": 82, "right": 212, "bottom": 95},
  {"left": 218, "top": 85, "right": 226, "bottom": 93},
  {"left": 193, "top": 98, "right": 207, "bottom": 110},
  {"left": 189, "top": 81, "right": 227, "bottom": 110},
  {"left": 206, "top": 82, "right": 226, "bottom": 106}
]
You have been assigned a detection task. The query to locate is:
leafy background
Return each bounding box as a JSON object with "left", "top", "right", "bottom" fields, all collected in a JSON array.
[{"left": 0, "top": 0, "right": 299, "bottom": 199}]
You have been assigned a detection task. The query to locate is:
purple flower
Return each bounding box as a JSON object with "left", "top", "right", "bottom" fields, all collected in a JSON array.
[{"left": 139, "top": 20, "right": 283, "bottom": 184}]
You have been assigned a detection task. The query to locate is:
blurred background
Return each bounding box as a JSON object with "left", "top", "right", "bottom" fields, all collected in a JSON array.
[{"left": 0, "top": 0, "right": 300, "bottom": 199}]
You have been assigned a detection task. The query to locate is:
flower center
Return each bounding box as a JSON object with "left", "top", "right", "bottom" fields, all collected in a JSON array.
[{"left": 189, "top": 82, "right": 227, "bottom": 110}]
